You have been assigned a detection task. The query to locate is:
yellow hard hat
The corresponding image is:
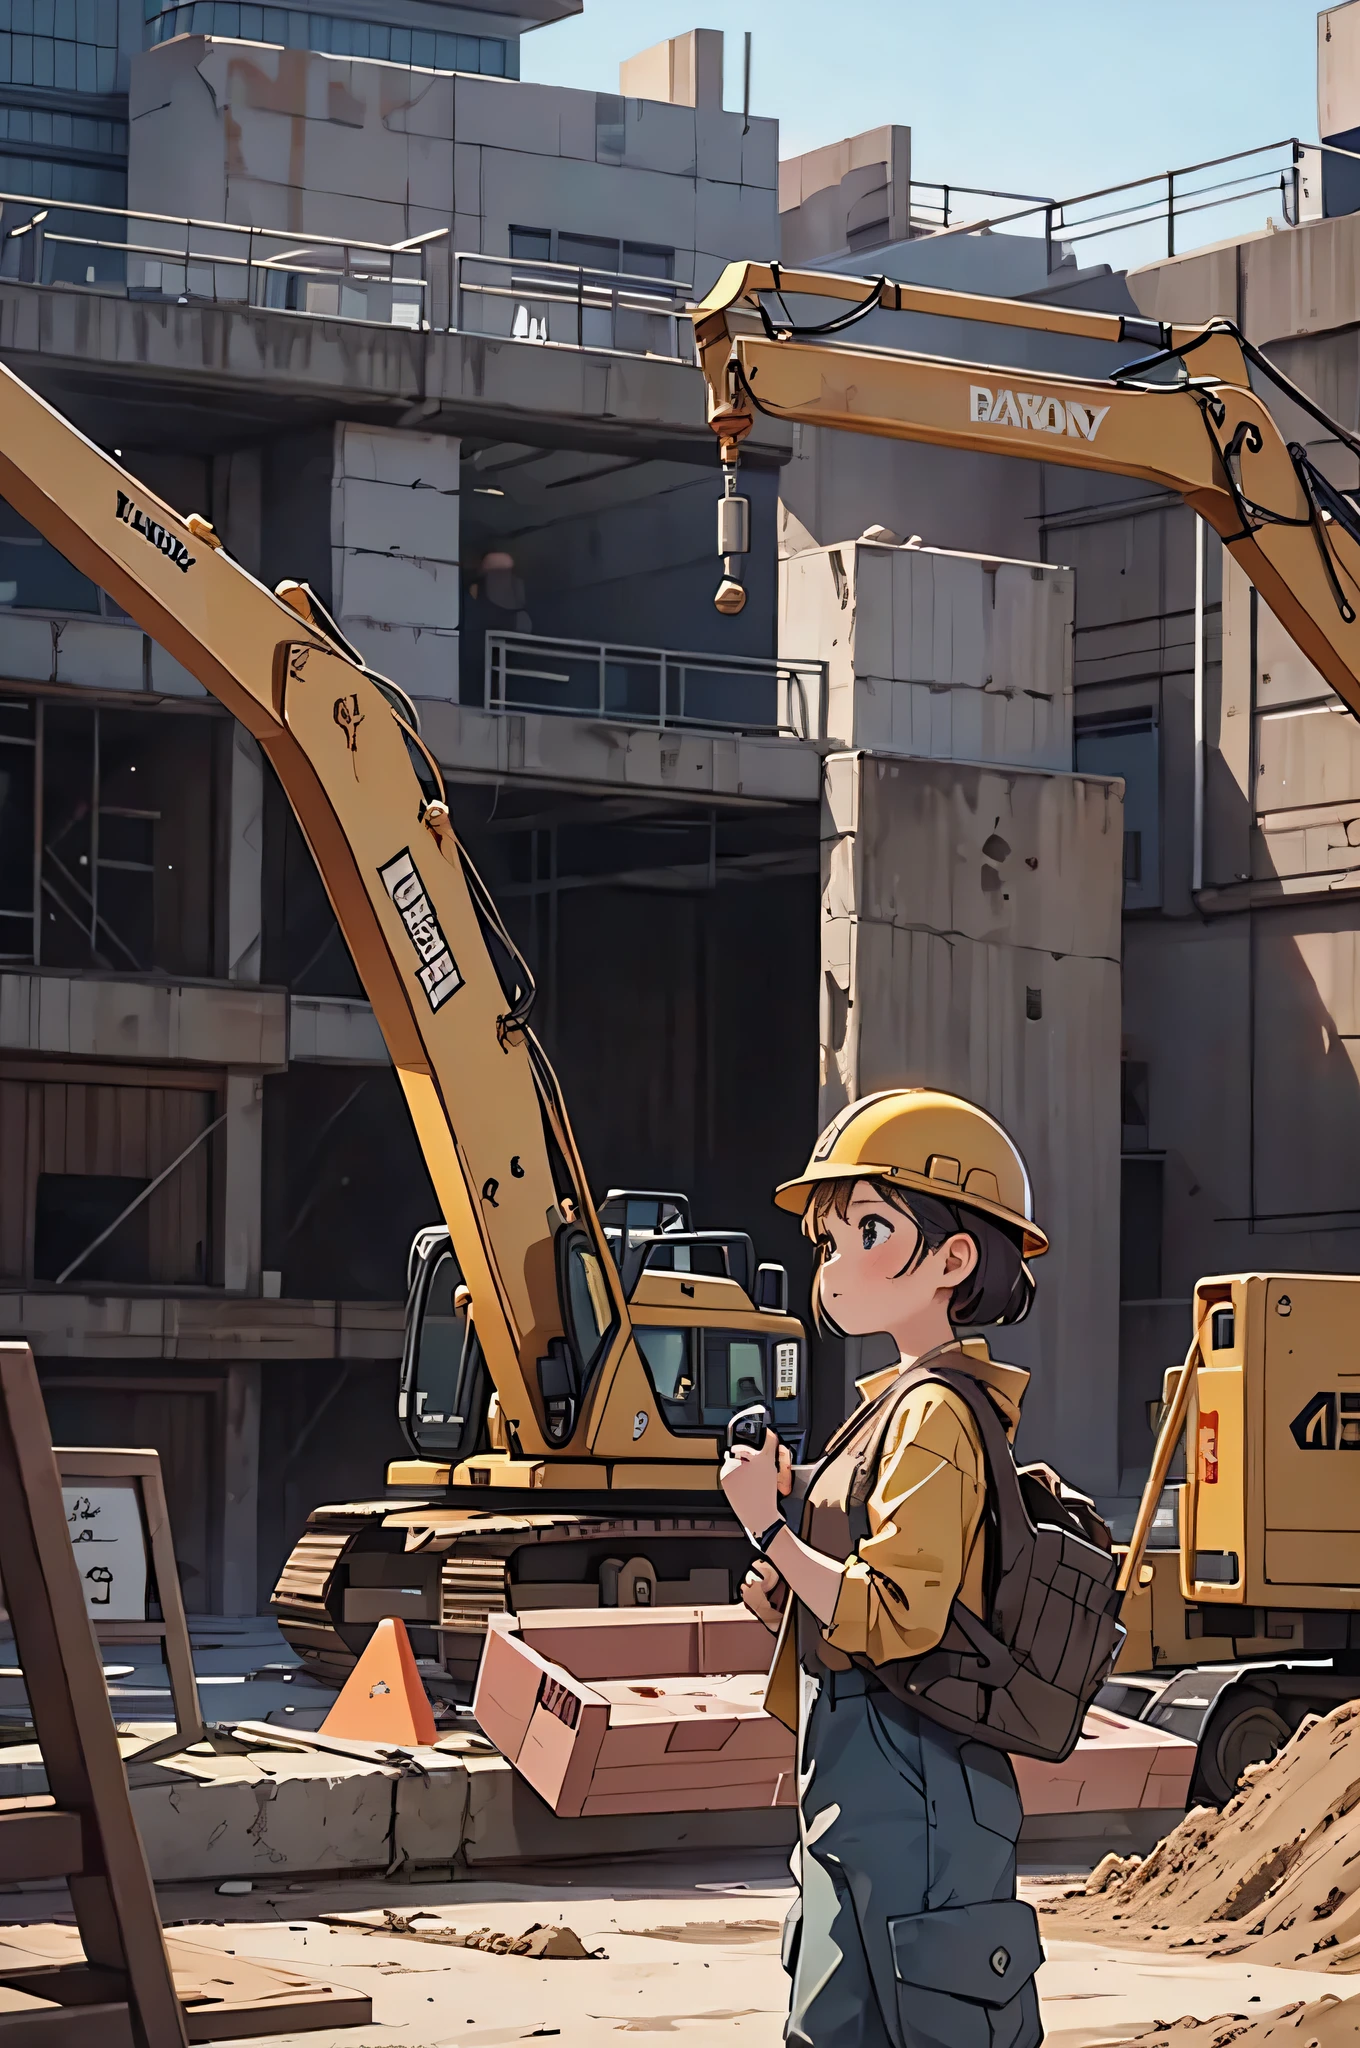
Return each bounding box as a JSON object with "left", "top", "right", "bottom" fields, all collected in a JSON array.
[{"left": 775, "top": 1088, "right": 1047, "bottom": 1258}]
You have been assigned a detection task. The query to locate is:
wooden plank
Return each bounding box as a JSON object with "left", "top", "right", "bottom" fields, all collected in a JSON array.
[
  {"left": 0, "top": 1804, "right": 83, "bottom": 1883},
  {"left": 0, "top": 1995, "right": 136, "bottom": 2041},
  {"left": 0, "top": 1344, "right": 187, "bottom": 2048}
]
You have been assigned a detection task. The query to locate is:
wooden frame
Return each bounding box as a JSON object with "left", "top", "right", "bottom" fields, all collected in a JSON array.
[
  {"left": 52, "top": 1449, "right": 206, "bottom": 1766},
  {"left": 0, "top": 1342, "right": 372, "bottom": 2044},
  {"left": 0, "top": 1340, "right": 190, "bottom": 2045}
]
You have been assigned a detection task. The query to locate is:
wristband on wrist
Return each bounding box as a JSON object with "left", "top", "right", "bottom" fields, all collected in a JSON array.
[{"left": 750, "top": 1516, "right": 785, "bottom": 1556}]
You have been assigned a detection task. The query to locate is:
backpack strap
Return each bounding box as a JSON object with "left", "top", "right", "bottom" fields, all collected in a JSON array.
[{"left": 916, "top": 1364, "right": 1035, "bottom": 1600}]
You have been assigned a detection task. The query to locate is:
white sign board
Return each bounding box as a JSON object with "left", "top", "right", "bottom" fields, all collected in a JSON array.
[{"left": 62, "top": 1483, "right": 148, "bottom": 1623}]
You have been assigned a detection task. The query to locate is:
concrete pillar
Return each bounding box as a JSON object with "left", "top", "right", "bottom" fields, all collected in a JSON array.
[
  {"left": 221, "top": 1071, "right": 262, "bottom": 1294},
  {"left": 331, "top": 424, "right": 460, "bottom": 700},
  {"left": 819, "top": 750, "right": 1125, "bottom": 1498},
  {"left": 221, "top": 1360, "right": 261, "bottom": 1616},
  {"left": 211, "top": 447, "right": 263, "bottom": 578},
  {"left": 227, "top": 726, "right": 263, "bottom": 986}
]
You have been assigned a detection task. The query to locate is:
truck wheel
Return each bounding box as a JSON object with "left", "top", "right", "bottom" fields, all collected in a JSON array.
[{"left": 1193, "top": 1688, "right": 1292, "bottom": 1806}]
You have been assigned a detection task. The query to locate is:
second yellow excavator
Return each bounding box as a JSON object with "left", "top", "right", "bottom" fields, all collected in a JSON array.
[{"left": 689, "top": 259, "right": 1360, "bottom": 1803}]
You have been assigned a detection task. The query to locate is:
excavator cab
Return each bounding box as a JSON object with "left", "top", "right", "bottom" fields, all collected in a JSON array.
[{"left": 397, "top": 1225, "right": 488, "bottom": 1461}]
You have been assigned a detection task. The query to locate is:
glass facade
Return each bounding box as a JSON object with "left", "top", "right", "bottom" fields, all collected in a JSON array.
[
  {"left": 0, "top": 103, "right": 126, "bottom": 201},
  {"left": 145, "top": 4, "right": 517, "bottom": 74},
  {"left": 0, "top": 0, "right": 119, "bottom": 91}
]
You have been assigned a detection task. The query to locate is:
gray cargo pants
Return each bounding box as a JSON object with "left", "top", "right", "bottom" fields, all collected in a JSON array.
[{"left": 783, "top": 1666, "right": 1044, "bottom": 2048}]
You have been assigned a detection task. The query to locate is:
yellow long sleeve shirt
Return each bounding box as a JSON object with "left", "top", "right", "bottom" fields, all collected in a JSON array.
[{"left": 763, "top": 1352, "right": 1029, "bottom": 1731}]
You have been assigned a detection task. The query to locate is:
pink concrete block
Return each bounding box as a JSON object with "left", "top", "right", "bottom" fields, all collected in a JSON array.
[
  {"left": 665, "top": 1717, "right": 741, "bottom": 1754},
  {"left": 472, "top": 1618, "right": 539, "bottom": 1764},
  {"left": 515, "top": 1694, "right": 609, "bottom": 1818}
]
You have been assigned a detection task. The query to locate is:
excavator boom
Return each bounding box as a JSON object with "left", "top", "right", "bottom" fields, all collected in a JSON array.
[
  {"left": 693, "top": 260, "right": 1360, "bottom": 726},
  {"left": 0, "top": 361, "right": 658, "bottom": 1467}
]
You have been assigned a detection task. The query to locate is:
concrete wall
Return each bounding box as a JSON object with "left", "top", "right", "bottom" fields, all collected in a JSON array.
[
  {"left": 820, "top": 750, "right": 1125, "bottom": 1495},
  {"left": 331, "top": 423, "right": 460, "bottom": 696},
  {"left": 779, "top": 125, "right": 911, "bottom": 265},
  {"left": 127, "top": 34, "right": 779, "bottom": 300},
  {"left": 780, "top": 539, "right": 1073, "bottom": 769}
]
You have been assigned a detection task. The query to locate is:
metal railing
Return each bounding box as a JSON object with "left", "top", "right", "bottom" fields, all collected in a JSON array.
[
  {"left": 906, "top": 179, "right": 1055, "bottom": 234},
  {"left": 0, "top": 193, "right": 441, "bottom": 326},
  {"left": 920, "top": 137, "right": 1352, "bottom": 275},
  {"left": 485, "top": 631, "right": 827, "bottom": 740},
  {"left": 455, "top": 252, "right": 695, "bottom": 361}
]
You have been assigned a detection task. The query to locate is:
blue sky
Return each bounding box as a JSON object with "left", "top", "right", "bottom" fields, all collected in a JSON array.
[{"left": 522, "top": 2, "right": 1325, "bottom": 201}]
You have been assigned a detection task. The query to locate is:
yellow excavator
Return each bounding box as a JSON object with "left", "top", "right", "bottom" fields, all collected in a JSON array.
[
  {"left": 0, "top": 363, "right": 809, "bottom": 1689},
  {"left": 690, "top": 261, "right": 1360, "bottom": 1802}
]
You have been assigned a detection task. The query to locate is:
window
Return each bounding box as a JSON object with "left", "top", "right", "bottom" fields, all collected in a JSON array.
[
  {"left": 1120, "top": 1155, "right": 1164, "bottom": 1302},
  {"left": 0, "top": 0, "right": 119, "bottom": 94},
  {"left": 143, "top": 3, "right": 516, "bottom": 77},
  {"left": 510, "top": 227, "right": 674, "bottom": 281},
  {"left": 1, "top": 1078, "right": 218, "bottom": 1287},
  {"left": 0, "top": 500, "right": 110, "bottom": 616},
  {"left": 635, "top": 1328, "right": 695, "bottom": 1428},
  {"left": 703, "top": 1333, "right": 764, "bottom": 1424},
  {"left": 0, "top": 693, "right": 221, "bottom": 976},
  {"left": 34, "top": 1171, "right": 151, "bottom": 1284},
  {"left": 1121, "top": 1058, "right": 1150, "bottom": 1152},
  {"left": 1075, "top": 710, "right": 1161, "bottom": 911}
]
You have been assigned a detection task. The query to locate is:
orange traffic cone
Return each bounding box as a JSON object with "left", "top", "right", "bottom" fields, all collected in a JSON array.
[{"left": 320, "top": 1617, "right": 437, "bottom": 1746}]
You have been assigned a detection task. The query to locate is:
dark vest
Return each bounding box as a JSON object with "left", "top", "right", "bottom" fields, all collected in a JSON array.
[{"left": 792, "top": 1349, "right": 1123, "bottom": 1764}]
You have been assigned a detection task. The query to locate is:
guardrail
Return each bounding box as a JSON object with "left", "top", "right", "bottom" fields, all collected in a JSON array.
[
  {"left": 485, "top": 631, "right": 827, "bottom": 740},
  {"left": 923, "top": 137, "right": 1348, "bottom": 275},
  {"left": 455, "top": 252, "right": 695, "bottom": 361},
  {"left": 0, "top": 193, "right": 441, "bottom": 326}
]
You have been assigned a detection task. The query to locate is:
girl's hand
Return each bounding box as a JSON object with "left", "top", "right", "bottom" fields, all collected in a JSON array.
[
  {"left": 720, "top": 1430, "right": 781, "bottom": 1533},
  {"left": 741, "top": 1557, "right": 788, "bottom": 1633}
]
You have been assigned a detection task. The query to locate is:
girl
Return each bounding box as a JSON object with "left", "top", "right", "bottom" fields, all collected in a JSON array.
[{"left": 721, "top": 1087, "right": 1050, "bottom": 2048}]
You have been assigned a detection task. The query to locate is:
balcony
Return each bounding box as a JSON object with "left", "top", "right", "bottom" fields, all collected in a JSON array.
[
  {"left": 484, "top": 632, "right": 827, "bottom": 741},
  {"left": 0, "top": 195, "right": 438, "bottom": 328},
  {"left": 454, "top": 253, "right": 695, "bottom": 362}
]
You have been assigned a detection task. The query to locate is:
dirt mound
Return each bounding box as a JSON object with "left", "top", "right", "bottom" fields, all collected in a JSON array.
[
  {"left": 1046, "top": 1701, "right": 1360, "bottom": 1971},
  {"left": 1124, "top": 1990, "right": 1360, "bottom": 2047}
]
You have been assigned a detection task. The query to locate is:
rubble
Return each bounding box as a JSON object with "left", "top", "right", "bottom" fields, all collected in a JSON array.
[
  {"left": 322, "top": 1907, "right": 601, "bottom": 1957},
  {"left": 1047, "top": 1702, "right": 1360, "bottom": 1971}
]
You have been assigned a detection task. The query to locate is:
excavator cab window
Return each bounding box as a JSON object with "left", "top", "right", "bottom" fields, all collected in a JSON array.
[
  {"left": 398, "top": 1227, "right": 489, "bottom": 1459},
  {"left": 634, "top": 1326, "right": 805, "bottom": 1451}
]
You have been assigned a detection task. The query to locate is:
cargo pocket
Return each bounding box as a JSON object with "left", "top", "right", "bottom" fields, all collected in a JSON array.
[
  {"left": 780, "top": 1896, "right": 802, "bottom": 1978},
  {"left": 887, "top": 1898, "right": 1042, "bottom": 2048}
]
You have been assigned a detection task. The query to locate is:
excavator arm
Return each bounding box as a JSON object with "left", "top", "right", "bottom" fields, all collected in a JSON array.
[
  {"left": 0, "top": 363, "right": 669, "bottom": 1469},
  {"left": 692, "top": 260, "right": 1360, "bottom": 723}
]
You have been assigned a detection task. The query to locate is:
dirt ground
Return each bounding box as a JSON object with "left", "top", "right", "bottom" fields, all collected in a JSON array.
[{"left": 5, "top": 1851, "right": 1360, "bottom": 2046}]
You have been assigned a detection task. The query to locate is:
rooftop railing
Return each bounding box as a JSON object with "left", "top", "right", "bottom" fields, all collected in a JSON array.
[
  {"left": 485, "top": 631, "right": 827, "bottom": 741},
  {"left": 922, "top": 137, "right": 1347, "bottom": 276}
]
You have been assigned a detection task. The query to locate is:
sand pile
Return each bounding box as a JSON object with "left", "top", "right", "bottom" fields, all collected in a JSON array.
[
  {"left": 1046, "top": 1701, "right": 1360, "bottom": 1972},
  {"left": 1123, "top": 1992, "right": 1360, "bottom": 2047}
]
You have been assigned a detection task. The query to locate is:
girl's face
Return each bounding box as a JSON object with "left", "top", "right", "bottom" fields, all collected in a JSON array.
[{"left": 815, "top": 1181, "right": 978, "bottom": 1342}]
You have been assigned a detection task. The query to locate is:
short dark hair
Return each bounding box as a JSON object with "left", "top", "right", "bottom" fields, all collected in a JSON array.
[{"left": 805, "top": 1177, "right": 1035, "bottom": 1330}]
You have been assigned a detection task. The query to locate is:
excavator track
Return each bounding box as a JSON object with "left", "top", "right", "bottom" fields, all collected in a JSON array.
[{"left": 272, "top": 1502, "right": 755, "bottom": 1690}]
